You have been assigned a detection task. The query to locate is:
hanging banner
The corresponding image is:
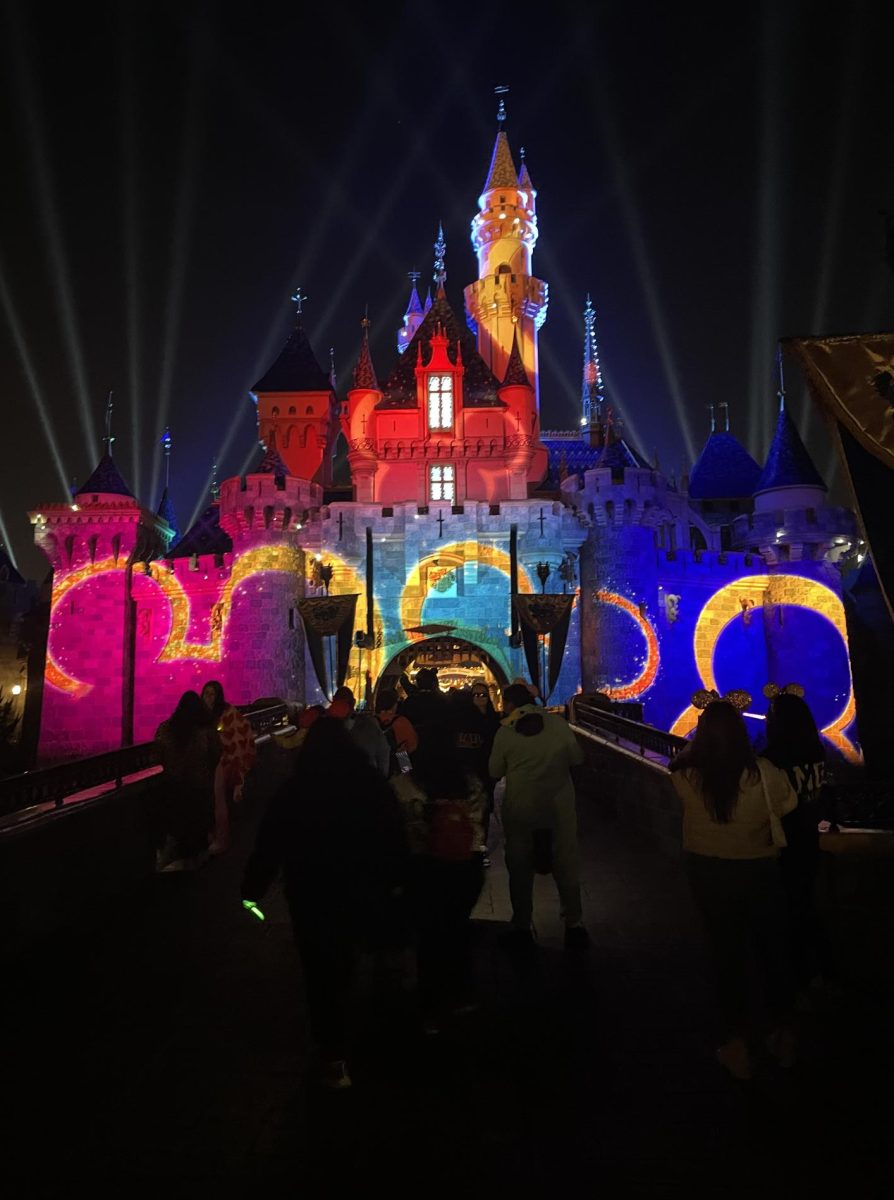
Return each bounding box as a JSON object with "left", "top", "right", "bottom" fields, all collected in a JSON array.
[
  {"left": 297, "top": 594, "right": 359, "bottom": 697},
  {"left": 783, "top": 332, "right": 894, "bottom": 620},
  {"left": 513, "top": 594, "right": 576, "bottom": 701}
]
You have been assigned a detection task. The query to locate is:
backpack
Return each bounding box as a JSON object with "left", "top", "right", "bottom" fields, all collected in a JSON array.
[{"left": 427, "top": 799, "right": 475, "bottom": 862}]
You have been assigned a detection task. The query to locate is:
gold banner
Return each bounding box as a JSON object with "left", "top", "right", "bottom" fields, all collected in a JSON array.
[{"left": 783, "top": 333, "right": 894, "bottom": 467}]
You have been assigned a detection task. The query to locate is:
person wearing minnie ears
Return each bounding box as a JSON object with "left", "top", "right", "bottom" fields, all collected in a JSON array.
[{"left": 670, "top": 691, "right": 798, "bottom": 1081}]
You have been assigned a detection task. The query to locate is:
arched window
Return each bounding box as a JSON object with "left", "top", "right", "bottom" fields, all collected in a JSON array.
[
  {"left": 427, "top": 375, "right": 453, "bottom": 430},
  {"left": 306, "top": 405, "right": 314, "bottom": 415}
]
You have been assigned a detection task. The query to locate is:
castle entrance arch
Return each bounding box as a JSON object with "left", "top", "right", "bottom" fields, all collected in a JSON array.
[{"left": 375, "top": 636, "right": 509, "bottom": 708}]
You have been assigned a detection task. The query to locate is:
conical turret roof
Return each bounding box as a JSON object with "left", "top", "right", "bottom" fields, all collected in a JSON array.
[
  {"left": 405, "top": 282, "right": 423, "bottom": 316},
  {"left": 755, "top": 406, "right": 826, "bottom": 493},
  {"left": 76, "top": 454, "right": 134, "bottom": 498},
  {"left": 352, "top": 320, "right": 379, "bottom": 389},
  {"left": 255, "top": 429, "right": 290, "bottom": 477},
  {"left": 252, "top": 321, "right": 331, "bottom": 393},
  {"left": 502, "top": 328, "right": 531, "bottom": 388},
  {"left": 689, "top": 432, "right": 762, "bottom": 499},
  {"left": 518, "top": 155, "right": 534, "bottom": 190},
  {"left": 167, "top": 504, "right": 232, "bottom": 559},
  {"left": 483, "top": 131, "right": 518, "bottom": 192},
  {"left": 156, "top": 487, "right": 179, "bottom": 539}
]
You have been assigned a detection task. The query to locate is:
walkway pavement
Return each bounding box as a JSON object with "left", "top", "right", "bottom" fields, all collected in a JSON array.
[{"left": 1, "top": 786, "right": 890, "bottom": 1194}]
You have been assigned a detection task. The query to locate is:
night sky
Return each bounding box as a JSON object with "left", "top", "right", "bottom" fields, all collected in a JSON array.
[{"left": 1, "top": 0, "right": 891, "bottom": 580}]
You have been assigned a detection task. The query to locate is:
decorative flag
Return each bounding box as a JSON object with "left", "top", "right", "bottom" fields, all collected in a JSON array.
[
  {"left": 513, "top": 593, "right": 576, "bottom": 700},
  {"left": 296, "top": 594, "right": 359, "bottom": 698},
  {"left": 783, "top": 333, "right": 894, "bottom": 620}
]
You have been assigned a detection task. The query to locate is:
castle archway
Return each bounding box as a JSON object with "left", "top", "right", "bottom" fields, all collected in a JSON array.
[{"left": 375, "top": 635, "right": 509, "bottom": 709}]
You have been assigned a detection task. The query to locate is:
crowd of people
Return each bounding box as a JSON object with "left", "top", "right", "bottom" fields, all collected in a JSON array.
[{"left": 153, "top": 666, "right": 836, "bottom": 1094}]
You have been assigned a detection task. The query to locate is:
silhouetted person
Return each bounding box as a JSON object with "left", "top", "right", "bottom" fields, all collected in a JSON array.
[
  {"left": 670, "top": 701, "right": 797, "bottom": 1080},
  {"left": 399, "top": 667, "right": 448, "bottom": 750},
  {"left": 764, "top": 692, "right": 831, "bottom": 995},
  {"left": 391, "top": 723, "right": 485, "bottom": 1032},
  {"left": 154, "top": 690, "right": 219, "bottom": 871},
  {"left": 329, "top": 685, "right": 390, "bottom": 775},
  {"left": 201, "top": 680, "right": 256, "bottom": 854},
  {"left": 241, "top": 717, "right": 408, "bottom": 1090},
  {"left": 489, "top": 683, "right": 587, "bottom": 950}
]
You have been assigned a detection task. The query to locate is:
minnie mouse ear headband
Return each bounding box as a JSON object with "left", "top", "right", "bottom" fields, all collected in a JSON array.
[
  {"left": 692, "top": 688, "right": 752, "bottom": 712},
  {"left": 763, "top": 682, "right": 805, "bottom": 699}
]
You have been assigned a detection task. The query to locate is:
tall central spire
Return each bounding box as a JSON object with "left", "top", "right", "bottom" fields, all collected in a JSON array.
[
  {"left": 581, "top": 296, "right": 605, "bottom": 428},
  {"left": 433, "top": 222, "right": 447, "bottom": 294},
  {"left": 465, "top": 94, "right": 548, "bottom": 407}
]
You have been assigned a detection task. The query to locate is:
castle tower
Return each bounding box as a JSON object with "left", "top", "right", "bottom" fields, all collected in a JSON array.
[
  {"left": 464, "top": 104, "right": 548, "bottom": 407},
  {"left": 217, "top": 435, "right": 315, "bottom": 707},
  {"left": 581, "top": 295, "right": 606, "bottom": 434},
  {"left": 397, "top": 272, "right": 425, "bottom": 354},
  {"left": 29, "top": 453, "right": 172, "bottom": 760},
  {"left": 250, "top": 295, "right": 338, "bottom": 485},
  {"left": 343, "top": 315, "right": 383, "bottom": 503}
]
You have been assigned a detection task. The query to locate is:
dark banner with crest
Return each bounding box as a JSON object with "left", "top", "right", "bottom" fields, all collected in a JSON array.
[
  {"left": 297, "top": 594, "right": 359, "bottom": 699},
  {"left": 513, "top": 594, "right": 576, "bottom": 701}
]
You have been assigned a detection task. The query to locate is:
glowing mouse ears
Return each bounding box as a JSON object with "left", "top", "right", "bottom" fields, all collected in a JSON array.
[
  {"left": 763, "top": 682, "right": 805, "bottom": 699},
  {"left": 692, "top": 688, "right": 752, "bottom": 712}
]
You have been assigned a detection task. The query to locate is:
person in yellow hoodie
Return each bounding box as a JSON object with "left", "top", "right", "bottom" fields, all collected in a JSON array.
[{"left": 488, "top": 684, "right": 588, "bottom": 950}]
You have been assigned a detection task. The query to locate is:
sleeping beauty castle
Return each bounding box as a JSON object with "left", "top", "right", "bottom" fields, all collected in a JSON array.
[{"left": 27, "top": 102, "right": 862, "bottom": 763}]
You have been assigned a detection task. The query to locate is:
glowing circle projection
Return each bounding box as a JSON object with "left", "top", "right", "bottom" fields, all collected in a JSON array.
[
  {"left": 669, "top": 574, "right": 859, "bottom": 761},
  {"left": 593, "top": 590, "right": 660, "bottom": 700}
]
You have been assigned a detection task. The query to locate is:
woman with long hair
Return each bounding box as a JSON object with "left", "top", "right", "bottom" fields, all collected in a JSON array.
[
  {"left": 764, "top": 691, "right": 829, "bottom": 993},
  {"left": 242, "top": 716, "right": 408, "bottom": 1090},
  {"left": 154, "top": 690, "right": 220, "bottom": 871},
  {"left": 670, "top": 700, "right": 798, "bottom": 1080},
  {"left": 201, "top": 680, "right": 257, "bottom": 854},
  {"left": 392, "top": 722, "right": 486, "bottom": 1033}
]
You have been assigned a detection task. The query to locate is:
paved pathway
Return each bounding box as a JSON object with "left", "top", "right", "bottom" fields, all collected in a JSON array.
[{"left": 1, "top": 789, "right": 890, "bottom": 1194}]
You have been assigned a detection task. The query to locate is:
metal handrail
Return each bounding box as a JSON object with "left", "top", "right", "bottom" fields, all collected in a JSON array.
[
  {"left": 0, "top": 703, "right": 291, "bottom": 820},
  {"left": 571, "top": 701, "right": 687, "bottom": 762}
]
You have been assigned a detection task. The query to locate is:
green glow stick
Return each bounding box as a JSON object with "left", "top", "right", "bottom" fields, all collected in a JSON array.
[{"left": 242, "top": 899, "right": 266, "bottom": 922}]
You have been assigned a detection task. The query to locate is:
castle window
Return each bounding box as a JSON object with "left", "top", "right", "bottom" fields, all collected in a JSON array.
[
  {"left": 427, "top": 374, "right": 454, "bottom": 430},
  {"left": 429, "top": 464, "right": 455, "bottom": 503}
]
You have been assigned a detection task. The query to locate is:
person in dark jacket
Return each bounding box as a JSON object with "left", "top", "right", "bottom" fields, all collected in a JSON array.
[
  {"left": 764, "top": 690, "right": 830, "bottom": 995},
  {"left": 154, "top": 690, "right": 220, "bottom": 870},
  {"left": 399, "top": 667, "right": 448, "bottom": 750},
  {"left": 241, "top": 717, "right": 409, "bottom": 1090}
]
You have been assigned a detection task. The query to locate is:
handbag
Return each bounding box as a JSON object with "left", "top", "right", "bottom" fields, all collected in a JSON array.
[{"left": 756, "top": 759, "right": 787, "bottom": 849}]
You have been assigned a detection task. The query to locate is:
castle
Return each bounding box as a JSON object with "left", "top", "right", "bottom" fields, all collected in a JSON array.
[{"left": 26, "top": 110, "right": 861, "bottom": 763}]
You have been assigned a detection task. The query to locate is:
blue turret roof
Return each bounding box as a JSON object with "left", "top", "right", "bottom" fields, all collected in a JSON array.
[
  {"left": 688, "top": 432, "right": 762, "bottom": 499},
  {"left": 156, "top": 487, "right": 179, "bottom": 541},
  {"left": 756, "top": 406, "right": 826, "bottom": 493},
  {"left": 541, "top": 433, "right": 650, "bottom": 486},
  {"left": 76, "top": 454, "right": 134, "bottom": 498},
  {"left": 167, "top": 503, "right": 232, "bottom": 559},
  {"left": 251, "top": 321, "right": 331, "bottom": 393},
  {"left": 405, "top": 283, "right": 423, "bottom": 316},
  {"left": 595, "top": 437, "right": 650, "bottom": 471}
]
